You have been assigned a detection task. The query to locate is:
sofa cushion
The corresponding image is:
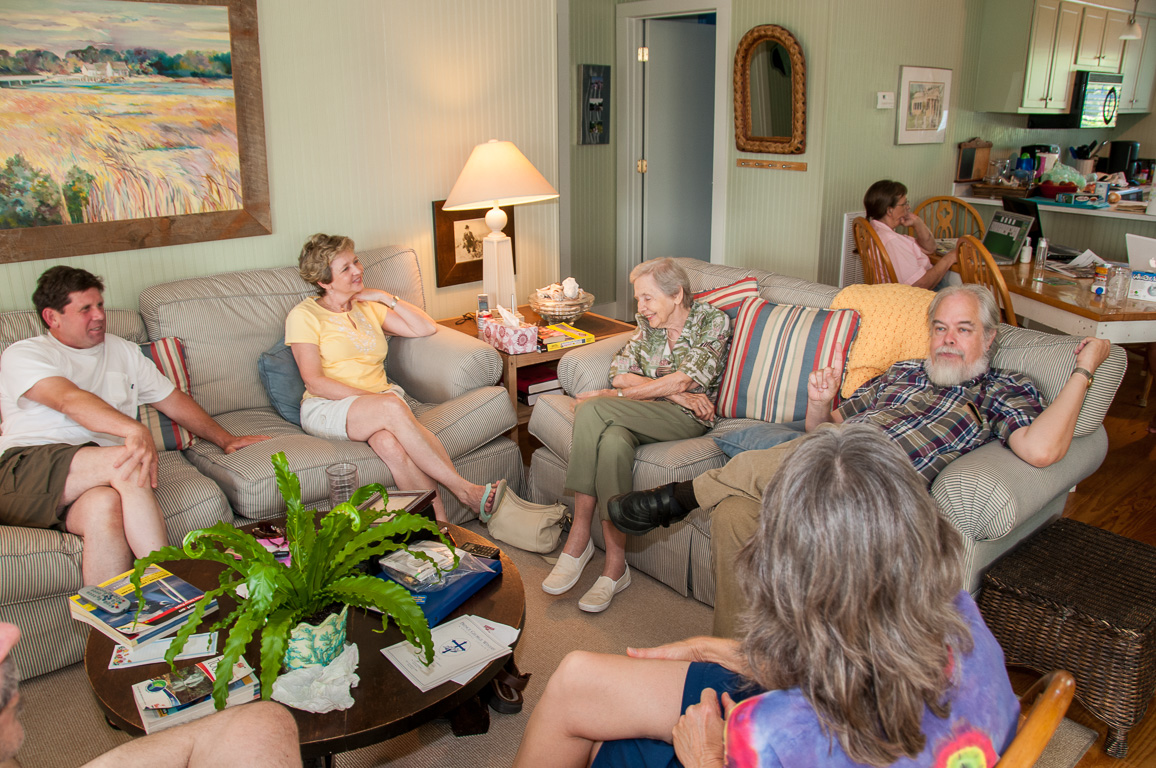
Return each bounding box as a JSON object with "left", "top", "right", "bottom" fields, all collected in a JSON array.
[
  {"left": 713, "top": 420, "right": 805, "bottom": 457},
  {"left": 829, "top": 283, "right": 935, "bottom": 396},
  {"left": 137, "top": 337, "right": 197, "bottom": 450},
  {"left": 716, "top": 298, "right": 860, "bottom": 422},
  {"left": 693, "top": 277, "right": 759, "bottom": 318},
  {"left": 258, "top": 340, "right": 305, "bottom": 426}
]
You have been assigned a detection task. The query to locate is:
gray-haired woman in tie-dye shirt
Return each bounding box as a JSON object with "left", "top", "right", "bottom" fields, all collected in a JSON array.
[{"left": 542, "top": 258, "right": 731, "bottom": 614}]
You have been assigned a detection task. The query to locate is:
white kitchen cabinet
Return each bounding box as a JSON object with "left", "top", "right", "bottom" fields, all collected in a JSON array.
[
  {"left": 1120, "top": 16, "right": 1156, "bottom": 112},
  {"left": 1075, "top": 6, "right": 1129, "bottom": 70}
]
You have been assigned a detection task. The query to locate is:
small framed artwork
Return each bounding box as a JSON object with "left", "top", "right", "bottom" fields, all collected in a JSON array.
[
  {"left": 578, "top": 65, "right": 610, "bottom": 145},
  {"left": 432, "top": 200, "right": 516, "bottom": 288},
  {"left": 896, "top": 66, "right": 951, "bottom": 145}
]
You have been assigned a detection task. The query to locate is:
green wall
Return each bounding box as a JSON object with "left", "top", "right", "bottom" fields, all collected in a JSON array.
[{"left": 570, "top": 0, "right": 1156, "bottom": 298}]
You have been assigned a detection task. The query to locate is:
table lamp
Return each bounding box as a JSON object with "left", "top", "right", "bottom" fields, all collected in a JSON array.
[{"left": 443, "top": 139, "right": 558, "bottom": 310}]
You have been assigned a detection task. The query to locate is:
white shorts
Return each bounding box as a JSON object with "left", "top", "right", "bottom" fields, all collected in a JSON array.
[{"left": 299, "top": 386, "right": 409, "bottom": 441}]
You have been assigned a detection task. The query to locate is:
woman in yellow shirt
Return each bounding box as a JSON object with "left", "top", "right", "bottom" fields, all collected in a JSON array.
[{"left": 285, "top": 234, "right": 506, "bottom": 522}]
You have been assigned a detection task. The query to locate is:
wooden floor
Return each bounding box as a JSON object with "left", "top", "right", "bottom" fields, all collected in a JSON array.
[{"left": 1008, "top": 362, "right": 1156, "bottom": 768}]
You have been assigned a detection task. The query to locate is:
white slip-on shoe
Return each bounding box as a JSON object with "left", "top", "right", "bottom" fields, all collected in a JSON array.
[
  {"left": 578, "top": 566, "right": 631, "bottom": 613},
  {"left": 542, "top": 539, "right": 595, "bottom": 595}
]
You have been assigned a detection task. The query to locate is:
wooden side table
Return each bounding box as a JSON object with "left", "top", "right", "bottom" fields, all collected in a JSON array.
[{"left": 437, "top": 306, "right": 634, "bottom": 429}]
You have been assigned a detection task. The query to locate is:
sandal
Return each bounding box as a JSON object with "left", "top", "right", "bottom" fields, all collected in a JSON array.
[
  {"left": 478, "top": 479, "right": 508, "bottom": 522},
  {"left": 483, "top": 662, "right": 530, "bottom": 714}
]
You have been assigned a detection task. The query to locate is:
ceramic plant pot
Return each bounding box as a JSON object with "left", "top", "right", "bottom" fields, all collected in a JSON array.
[{"left": 283, "top": 604, "right": 349, "bottom": 670}]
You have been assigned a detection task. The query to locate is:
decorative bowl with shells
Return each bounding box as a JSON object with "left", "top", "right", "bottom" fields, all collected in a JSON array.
[{"left": 529, "top": 291, "right": 596, "bottom": 324}]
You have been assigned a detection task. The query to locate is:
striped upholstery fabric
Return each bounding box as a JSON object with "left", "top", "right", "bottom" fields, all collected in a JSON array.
[
  {"left": 557, "top": 334, "right": 633, "bottom": 395},
  {"left": 991, "top": 326, "right": 1127, "bottom": 438},
  {"left": 138, "top": 337, "right": 196, "bottom": 451},
  {"left": 716, "top": 298, "right": 859, "bottom": 422},
  {"left": 387, "top": 327, "right": 503, "bottom": 404},
  {"left": 693, "top": 277, "right": 759, "bottom": 317}
]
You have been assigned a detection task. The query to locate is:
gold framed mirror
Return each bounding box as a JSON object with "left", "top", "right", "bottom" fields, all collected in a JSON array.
[{"left": 733, "top": 25, "right": 806, "bottom": 154}]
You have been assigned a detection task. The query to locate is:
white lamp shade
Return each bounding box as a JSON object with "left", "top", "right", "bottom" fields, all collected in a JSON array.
[
  {"left": 442, "top": 139, "right": 558, "bottom": 211},
  {"left": 1121, "top": 20, "right": 1143, "bottom": 39}
]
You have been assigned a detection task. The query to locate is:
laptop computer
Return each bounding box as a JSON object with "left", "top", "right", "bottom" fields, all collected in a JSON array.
[
  {"left": 1125, "top": 233, "right": 1156, "bottom": 273},
  {"left": 1001, "top": 197, "right": 1083, "bottom": 260},
  {"left": 981, "top": 209, "right": 1035, "bottom": 264}
]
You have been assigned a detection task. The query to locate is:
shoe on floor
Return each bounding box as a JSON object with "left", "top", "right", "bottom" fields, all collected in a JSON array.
[
  {"left": 542, "top": 539, "right": 594, "bottom": 595},
  {"left": 608, "top": 483, "right": 689, "bottom": 535},
  {"left": 578, "top": 566, "right": 631, "bottom": 613}
]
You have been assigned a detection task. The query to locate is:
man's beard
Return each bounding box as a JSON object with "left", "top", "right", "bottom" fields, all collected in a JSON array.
[{"left": 924, "top": 348, "right": 989, "bottom": 387}]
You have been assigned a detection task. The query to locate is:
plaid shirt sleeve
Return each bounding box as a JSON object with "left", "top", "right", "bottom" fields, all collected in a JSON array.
[
  {"left": 836, "top": 370, "right": 887, "bottom": 421},
  {"left": 671, "top": 302, "right": 731, "bottom": 392},
  {"left": 985, "top": 372, "right": 1045, "bottom": 445}
]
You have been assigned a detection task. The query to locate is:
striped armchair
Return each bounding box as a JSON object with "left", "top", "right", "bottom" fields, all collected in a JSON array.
[{"left": 527, "top": 258, "right": 1126, "bottom": 606}]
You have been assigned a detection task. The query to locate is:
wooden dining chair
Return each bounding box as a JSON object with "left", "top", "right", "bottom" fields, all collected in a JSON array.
[
  {"left": 913, "top": 195, "right": 986, "bottom": 239},
  {"left": 995, "top": 670, "right": 1076, "bottom": 767},
  {"left": 852, "top": 217, "right": 898, "bottom": 285},
  {"left": 958, "top": 235, "right": 1018, "bottom": 327}
]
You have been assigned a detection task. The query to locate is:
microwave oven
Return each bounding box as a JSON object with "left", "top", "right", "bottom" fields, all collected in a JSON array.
[{"left": 1027, "top": 71, "right": 1121, "bottom": 130}]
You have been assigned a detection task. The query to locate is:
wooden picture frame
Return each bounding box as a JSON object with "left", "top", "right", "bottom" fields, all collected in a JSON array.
[
  {"left": 432, "top": 200, "right": 516, "bottom": 288},
  {"left": 0, "top": 0, "right": 271, "bottom": 264}
]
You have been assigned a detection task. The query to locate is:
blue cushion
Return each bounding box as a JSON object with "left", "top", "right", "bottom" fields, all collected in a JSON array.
[
  {"left": 258, "top": 341, "right": 305, "bottom": 426},
  {"left": 712, "top": 420, "right": 805, "bottom": 458}
]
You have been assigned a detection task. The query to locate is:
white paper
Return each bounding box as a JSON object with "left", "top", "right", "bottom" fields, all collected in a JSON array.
[
  {"left": 1067, "top": 249, "right": 1108, "bottom": 268},
  {"left": 449, "top": 615, "right": 520, "bottom": 685},
  {"left": 381, "top": 615, "right": 511, "bottom": 692},
  {"left": 108, "top": 632, "right": 218, "bottom": 669}
]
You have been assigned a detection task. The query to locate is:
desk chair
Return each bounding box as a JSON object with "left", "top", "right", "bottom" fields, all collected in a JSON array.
[
  {"left": 852, "top": 217, "right": 898, "bottom": 285},
  {"left": 996, "top": 671, "right": 1076, "bottom": 768},
  {"left": 913, "top": 195, "right": 986, "bottom": 239},
  {"left": 958, "top": 235, "right": 1018, "bottom": 327}
]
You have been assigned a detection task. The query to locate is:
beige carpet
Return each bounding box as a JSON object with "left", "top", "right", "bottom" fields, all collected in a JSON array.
[{"left": 13, "top": 520, "right": 1096, "bottom": 767}]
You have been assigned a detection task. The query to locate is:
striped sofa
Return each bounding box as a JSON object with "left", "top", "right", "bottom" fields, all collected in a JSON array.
[
  {"left": 526, "top": 258, "right": 1126, "bottom": 606},
  {"left": 0, "top": 245, "right": 521, "bottom": 679}
]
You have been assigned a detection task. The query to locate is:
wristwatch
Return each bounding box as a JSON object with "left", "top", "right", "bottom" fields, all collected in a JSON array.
[
  {"left": 1072, "top": 367, "right": 1094, "bottom": 386},
  {"left": 385, "top": 294, "right": 399, "bottom": 309},
  {"left": 617, "top": 389, "right": 624, "bottom": 398}
]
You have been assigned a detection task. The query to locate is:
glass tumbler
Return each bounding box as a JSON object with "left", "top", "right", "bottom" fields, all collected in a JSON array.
[
  {"left": 326, "top": 462, "right": 359, "bottom": 509},
  {"left": 1107, "top": 265, "right": 1132, "bottom": 304}
]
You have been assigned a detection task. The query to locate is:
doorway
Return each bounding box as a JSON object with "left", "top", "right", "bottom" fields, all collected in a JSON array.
[{"left": 611, "top": 0, "right": 731, "bottom": 320}]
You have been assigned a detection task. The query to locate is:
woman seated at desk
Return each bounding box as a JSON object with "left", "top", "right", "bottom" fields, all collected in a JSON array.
[{"left": 865, "top": 180, "right": 960, "bottom": 290}]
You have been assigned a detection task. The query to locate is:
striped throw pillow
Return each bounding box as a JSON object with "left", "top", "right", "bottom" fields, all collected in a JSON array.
[
  {"left": 716, "top": 298, "right": 860, "bottom": 422},
  {"left": 693, "top": 277, "right": 760, "bottom": 318},
  {"left": 138, "top": 338, "right": 196, "bottom": 451}
]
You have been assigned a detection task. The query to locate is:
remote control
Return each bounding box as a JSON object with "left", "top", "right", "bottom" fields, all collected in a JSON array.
[
  {"left": 79, "top": 585, "right": 131, "bottom": 614},
  {"left": 459, "top": 542, "right": 501, "bottom": 560}
]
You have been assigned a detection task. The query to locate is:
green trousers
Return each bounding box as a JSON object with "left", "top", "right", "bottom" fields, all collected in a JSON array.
[{"left": 565, "top": 396, "right": 707, "bottom": 522}]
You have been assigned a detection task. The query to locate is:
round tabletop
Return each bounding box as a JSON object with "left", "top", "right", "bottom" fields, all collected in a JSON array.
[{"left": 84, "top": 522, "right": 525, "bottom": 761}]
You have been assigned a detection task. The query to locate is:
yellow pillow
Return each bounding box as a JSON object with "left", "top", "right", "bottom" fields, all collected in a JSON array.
[{"left": 830, "top": 284, "right": 934, "bottom": 397}]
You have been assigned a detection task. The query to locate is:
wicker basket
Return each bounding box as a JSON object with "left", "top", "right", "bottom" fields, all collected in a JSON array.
[
  {"left": 977, "top": 518, "right": 1156, "bottom": 758},
  {"left": 970, "top": 182, "right": 1033, "bottom": 199}
]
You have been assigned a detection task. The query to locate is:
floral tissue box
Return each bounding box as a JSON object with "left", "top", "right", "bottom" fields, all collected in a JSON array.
[{"left": 477, "top": 313, "right": 539, "bottom": 354}]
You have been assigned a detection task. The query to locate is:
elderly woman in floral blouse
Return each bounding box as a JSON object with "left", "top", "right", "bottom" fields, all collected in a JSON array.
[{"left": 542, "top": 258, "right": 731, "bottom": 613}]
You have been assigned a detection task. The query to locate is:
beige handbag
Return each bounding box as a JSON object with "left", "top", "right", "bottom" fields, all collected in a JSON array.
[{"left": 480, "top": 490, "right": 566, "bottom": 553}]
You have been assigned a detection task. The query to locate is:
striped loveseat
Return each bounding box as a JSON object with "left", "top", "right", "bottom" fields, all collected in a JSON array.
[
  {"left": 0, "top": 244, "right": 521, "bottom": 679},
  {"left": 526, "top": 258, "right": 1126, "bottom": 606}
]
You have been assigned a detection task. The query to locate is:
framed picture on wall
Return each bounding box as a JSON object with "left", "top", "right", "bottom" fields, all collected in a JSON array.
[
  {"left": 896, "top": 65, "right": 951, "bottom": 145},
  {"left": 0, "top": 0, "right": 271, "bottom": 264},
  {"left": 578, "top": 64, "right": 610, "bottom": 145},
  {"left": 432, "top": 200, "right": 516, "bottom": 288}
]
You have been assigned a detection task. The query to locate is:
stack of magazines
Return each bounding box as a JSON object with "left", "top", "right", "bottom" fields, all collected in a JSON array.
[
  {"left": 131, "top": 655, "right": 260, "bottom": 734},
  {"left": 69, "top": 565, "right": 217, "bottom": 648}
]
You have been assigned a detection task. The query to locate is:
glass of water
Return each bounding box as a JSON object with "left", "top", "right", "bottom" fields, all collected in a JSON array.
[
  {"left": 1107, "top": 265, "right": 1132, "bottom": 304},
  {"left": 326, "top": 462, "right": 359, "bottom": 509}
]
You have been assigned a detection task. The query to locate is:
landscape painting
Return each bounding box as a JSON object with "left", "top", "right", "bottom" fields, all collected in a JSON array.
[{"left": 0, "top": 0, "right": 269, "bottom": 263}]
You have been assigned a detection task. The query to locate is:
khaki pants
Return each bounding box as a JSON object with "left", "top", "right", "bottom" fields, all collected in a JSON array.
[
  {"left": 692, "top": 439, "right": 804, "bottom": 638},
  {"left": 565, "top": 397, "right": 706, "bottom": 521}
]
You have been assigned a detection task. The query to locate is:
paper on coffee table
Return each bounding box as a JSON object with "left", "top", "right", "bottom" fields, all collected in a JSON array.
[
  {"left": 381, "top": 615, "right": 511, "bottom": 692},
  {"left": 450, "top": 615, "right": 520, "bottom": 685},
  {"left": 108, "top": 632, "right": 218, "bottom": 669}
]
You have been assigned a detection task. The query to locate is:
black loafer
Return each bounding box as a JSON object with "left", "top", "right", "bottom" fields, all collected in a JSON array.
[{"left": 608, "top": 483, "right": 690, "bottom": 535}]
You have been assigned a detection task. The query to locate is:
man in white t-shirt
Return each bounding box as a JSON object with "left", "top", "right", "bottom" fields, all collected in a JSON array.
[{"left": 0, "top": 267, "right": 269, "bottom": 585}]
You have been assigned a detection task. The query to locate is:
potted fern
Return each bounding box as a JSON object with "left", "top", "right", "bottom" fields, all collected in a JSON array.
[{"left": 131, "top": 451, "right": 453, "bottom": 710}]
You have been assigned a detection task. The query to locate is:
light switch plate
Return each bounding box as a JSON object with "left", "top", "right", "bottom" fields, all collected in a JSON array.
[{"left": 876, "top": 91, "right": 895, "bottom": 109}]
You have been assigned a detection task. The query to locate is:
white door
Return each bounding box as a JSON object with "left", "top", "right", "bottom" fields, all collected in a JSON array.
[{"left": 642, "top": 18, "right": 715, "bottom": 263}]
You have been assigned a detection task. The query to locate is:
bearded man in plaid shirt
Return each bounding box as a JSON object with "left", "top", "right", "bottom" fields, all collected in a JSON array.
[{"left": 609, "top": 283, "right": 1112, "bottom": 637}]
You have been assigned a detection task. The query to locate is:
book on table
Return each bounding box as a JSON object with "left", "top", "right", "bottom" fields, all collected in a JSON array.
[
  {"left": 515, "top": 363, "right": 561, "bottom": 396},
  {"left": 537, "top": 323, "right": 595, "bottom": 352},
  {"left": 69, "top": 564, "right": 217, "bottom": 648},
  {"left": 132, "top": 655, "right": 260, "bottom": 734},
  {"left": 518, "top": 387, "right": 563, "bottom": 406}
]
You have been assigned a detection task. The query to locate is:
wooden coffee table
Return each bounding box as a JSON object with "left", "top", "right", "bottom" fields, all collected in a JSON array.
[{"left": 83, "top": 521, "right": 525, "bottom": 763}]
